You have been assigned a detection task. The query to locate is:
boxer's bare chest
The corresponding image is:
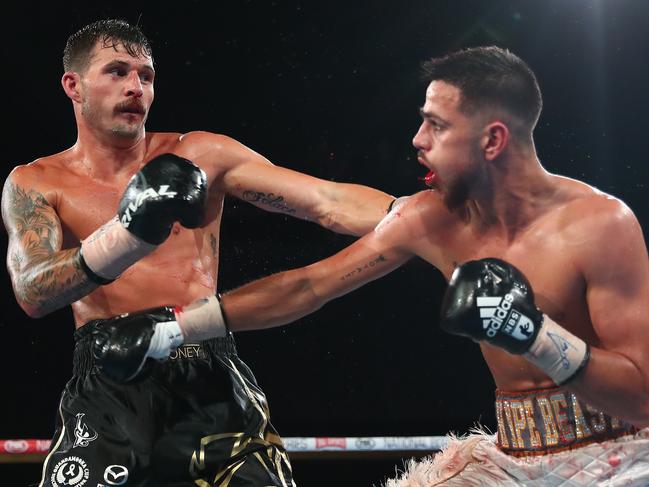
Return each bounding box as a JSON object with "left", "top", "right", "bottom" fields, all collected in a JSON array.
[
  {"left": 56, "top": 171, "right": 132, "bottom": 245},
  {"left": 414, "top": 203, "right": 595, "bottom": 390},
  {"left": 454, "top": 227, "right": 587, "bottom": 329},
  {"left": 43, "top": 156, "right": 224, "bottom": 324},
  {"left": 45, "top": 141, "right": 222, "bottom": 251}
]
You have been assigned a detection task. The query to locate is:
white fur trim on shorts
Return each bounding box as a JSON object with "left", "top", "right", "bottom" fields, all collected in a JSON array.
[{"left": 385, "top": 427, "right": 649, "bottom": 487}]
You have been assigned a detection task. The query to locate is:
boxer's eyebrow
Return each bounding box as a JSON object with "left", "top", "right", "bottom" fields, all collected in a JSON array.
[
  {"left": 102, "top": 60, "right": 155, "bottom": 77},
  {"left": 418, "top": 107, "right": 448, "bottom": 126}
]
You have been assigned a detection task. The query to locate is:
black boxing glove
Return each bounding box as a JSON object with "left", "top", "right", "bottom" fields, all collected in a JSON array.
[
  {"left": 93, "top": 295, "right": 229, "bottom": 383},
  {"left": 440, "top": 258, "right": 543, "bottom": 354},
  {"left": 118, "top": 153, "right": 207, "bottom": 245},
  {"left": 93, "top": 307, "right": 182, "bottom": 382},
  {"left": 79, "top": 154, "right": 208, "bottom": 284},
  {"left": 440, "top": 258, "right": 590, "bottom": 385}
]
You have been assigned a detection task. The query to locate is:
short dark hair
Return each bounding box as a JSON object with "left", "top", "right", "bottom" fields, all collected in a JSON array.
[
  {"left": 422, "top": 46, "right": 542, "bottom": 132},
  {"left": 63, "top": 19, "right": 153, "bottom": 73}
]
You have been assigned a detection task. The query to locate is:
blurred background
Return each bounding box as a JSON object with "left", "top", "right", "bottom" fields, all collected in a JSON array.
[{"left": 1, "top": 0, "right": 648, "bottom": 484}]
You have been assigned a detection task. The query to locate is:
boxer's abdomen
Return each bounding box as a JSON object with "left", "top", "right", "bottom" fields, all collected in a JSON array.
[{"left": 71, "top": 223, "right": 220, "bottom": 326}]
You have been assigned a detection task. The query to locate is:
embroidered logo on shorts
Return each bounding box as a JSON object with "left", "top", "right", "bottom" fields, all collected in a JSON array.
[
  {"left": 103, "top": 465, "right": 129, "bottom": 485},
  {"left": 73, "top": 413, "right": 98, "bottom": 448},
  {"left": 51, "top": 456, "right": 90, "bottom": 486}
]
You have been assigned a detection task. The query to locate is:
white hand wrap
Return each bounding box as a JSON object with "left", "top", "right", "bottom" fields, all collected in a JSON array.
[
  {"left": 175, "top": 295, "right": 228, "bottom": 342},
  {"left": 387, "top": 195, "right": 409, "bottom": 213},
  {"left": 523, "top": 316, "right": 590, "bottom": 385},
  {"left": 80, "top": 216, "right": 157, "bottom": 280},
  {"left": 146, "top": 320, "right": 185, "bottom": 360}
]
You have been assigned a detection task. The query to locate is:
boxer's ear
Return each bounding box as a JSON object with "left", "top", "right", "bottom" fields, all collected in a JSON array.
[
  {"left": 481, "top": 121, "right": 509, "bottom": 161},
  {"left": 62, "top": 71, "right": 82, "bottom": 102}
]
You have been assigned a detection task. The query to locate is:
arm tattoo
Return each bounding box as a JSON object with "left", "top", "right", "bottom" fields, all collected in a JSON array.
[
  {"left": 3, "top": 182, "right": 96, "bottom": 314},
  {"left": 210, "top": 233, "right": 218, "bottom": 258},
  {"left": 6, "top": 184, "right": 57, "bottom": 257},
  {"left": 14, "top": 248, "right": 95, "bottom": 313},
  {"left": 340, "top": 254, "right": 387, "bottom": 281},
  {"left": 241, "top": 190, "right": 296, "bottom": 214}
]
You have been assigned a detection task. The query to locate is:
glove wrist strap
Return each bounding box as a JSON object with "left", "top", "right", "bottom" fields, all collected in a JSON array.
[
  {"left": 146, "top": 320, "right": 185, "bottom": 360},
  {"left": 523, "top": 316, "right": 590, "bottom": 385},
  {"left": 79, "top": 248, "right": 114, "bottom": 285}
]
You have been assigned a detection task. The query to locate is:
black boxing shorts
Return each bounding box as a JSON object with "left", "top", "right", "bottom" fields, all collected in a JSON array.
[{"left": 38, "top": 316, "right": 293, "bottom": 487}]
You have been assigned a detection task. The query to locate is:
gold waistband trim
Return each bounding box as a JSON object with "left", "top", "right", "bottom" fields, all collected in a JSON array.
[{"left": 495, "top": 387, "right": 637, "bottom": 456}]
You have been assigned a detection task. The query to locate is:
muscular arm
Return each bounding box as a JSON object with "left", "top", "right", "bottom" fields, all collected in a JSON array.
[
  {"left": 221, "top": 206, "right": 415, "bottom": 331},
  {"left": 565, "top": 201, "right": 649, "bottom": 426},
  {"left": 189, "top": 132, "right": 394, "bottom": 236},
  {"left": 2, "top": 170, "right": 96, "bottom": 317},
  {"left": 233, "top": 166, "right": 393, "bottom": 236}
]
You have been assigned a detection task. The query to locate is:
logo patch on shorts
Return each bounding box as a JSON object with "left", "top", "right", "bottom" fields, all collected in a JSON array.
[
  {"left": 103, "top": 464, "right": 129, "bottom": 485},
  {"left": 51, "top": 456, "right": 90, "bottom": 486},
  {"left": 73, "top": 413, "right": 98, "bottom": 448}
]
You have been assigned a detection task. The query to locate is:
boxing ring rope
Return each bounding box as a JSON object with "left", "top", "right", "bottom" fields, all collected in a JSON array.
[{"left": 0, "top": 436, "right": 448, "bottom": 463}]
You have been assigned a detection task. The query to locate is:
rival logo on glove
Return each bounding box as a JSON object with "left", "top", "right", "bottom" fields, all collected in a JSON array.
[
  {"left": 120, "top": 185, "right": 178, "bottom": 228},
  {"left": 477, "top": 294, "right": 535, "bottom": 341}
]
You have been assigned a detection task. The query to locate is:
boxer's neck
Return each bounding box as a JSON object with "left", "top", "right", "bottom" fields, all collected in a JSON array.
[
  {"left": 465, "top": 153, "right": 557, "bottom": 241},
  {"left": 71, "top": 128, "right": 149, "bottom": 180}
]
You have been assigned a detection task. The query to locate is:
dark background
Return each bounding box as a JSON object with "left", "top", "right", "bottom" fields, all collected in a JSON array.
[{"left": 1, "top": 0, "right": 648, "bottom": 485}]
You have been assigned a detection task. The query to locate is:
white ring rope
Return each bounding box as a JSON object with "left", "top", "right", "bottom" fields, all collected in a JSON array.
[{"left": 0, "top": 436, "right": 447, "bottom": 462}]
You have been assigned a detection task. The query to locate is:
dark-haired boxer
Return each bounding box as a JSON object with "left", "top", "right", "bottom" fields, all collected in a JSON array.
[
  {"left": 138, "top": 46, "right": 647, "bottom": 485},
  {"left": 1, "top": 19, "right": 396, "bottom": 487}
]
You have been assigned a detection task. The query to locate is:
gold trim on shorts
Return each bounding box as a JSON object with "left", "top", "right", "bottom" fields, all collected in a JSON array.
[
  {"left": 189, "top": 358, "right": 291, "bottom": 486},
  {"left": 496, "top": 386, "right": 637, "bottom": 457}
]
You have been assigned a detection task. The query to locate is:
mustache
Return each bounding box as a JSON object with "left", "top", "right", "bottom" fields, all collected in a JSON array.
[{"left": 114, "top": 100, "right": 146, "bottom": 114}]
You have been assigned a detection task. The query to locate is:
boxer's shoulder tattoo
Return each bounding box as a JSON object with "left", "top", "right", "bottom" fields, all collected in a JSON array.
[
  {"left": 340, "top": 254, "right": 387, "bottom": 281},
  {"left": 3, "top": 183, "right": 60, "bottom": 260},
  {"left": 3, "top": 182, "right": 94, "bottom": 311},
  {"left": 241, "top": 190, "right": 296, "bottom": 214}
]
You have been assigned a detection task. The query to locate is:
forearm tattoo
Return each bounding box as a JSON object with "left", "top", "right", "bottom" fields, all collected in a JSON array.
[
  {"left": 210, "top": 233, "right": 218, "bottom": 259},
  {"left": 340, "top": 254, "right": 387, "bottom": 281},
  {"left": 3, "top": 183, "right": 96, "bottom": 314},
  {"left": 241, "top": 190, "right": 296, "bottom": 214}
]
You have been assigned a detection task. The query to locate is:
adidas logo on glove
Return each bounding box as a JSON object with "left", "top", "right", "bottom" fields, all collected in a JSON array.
[{"left": 477, "top": 294, "right": 536, "bottom": 341}]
